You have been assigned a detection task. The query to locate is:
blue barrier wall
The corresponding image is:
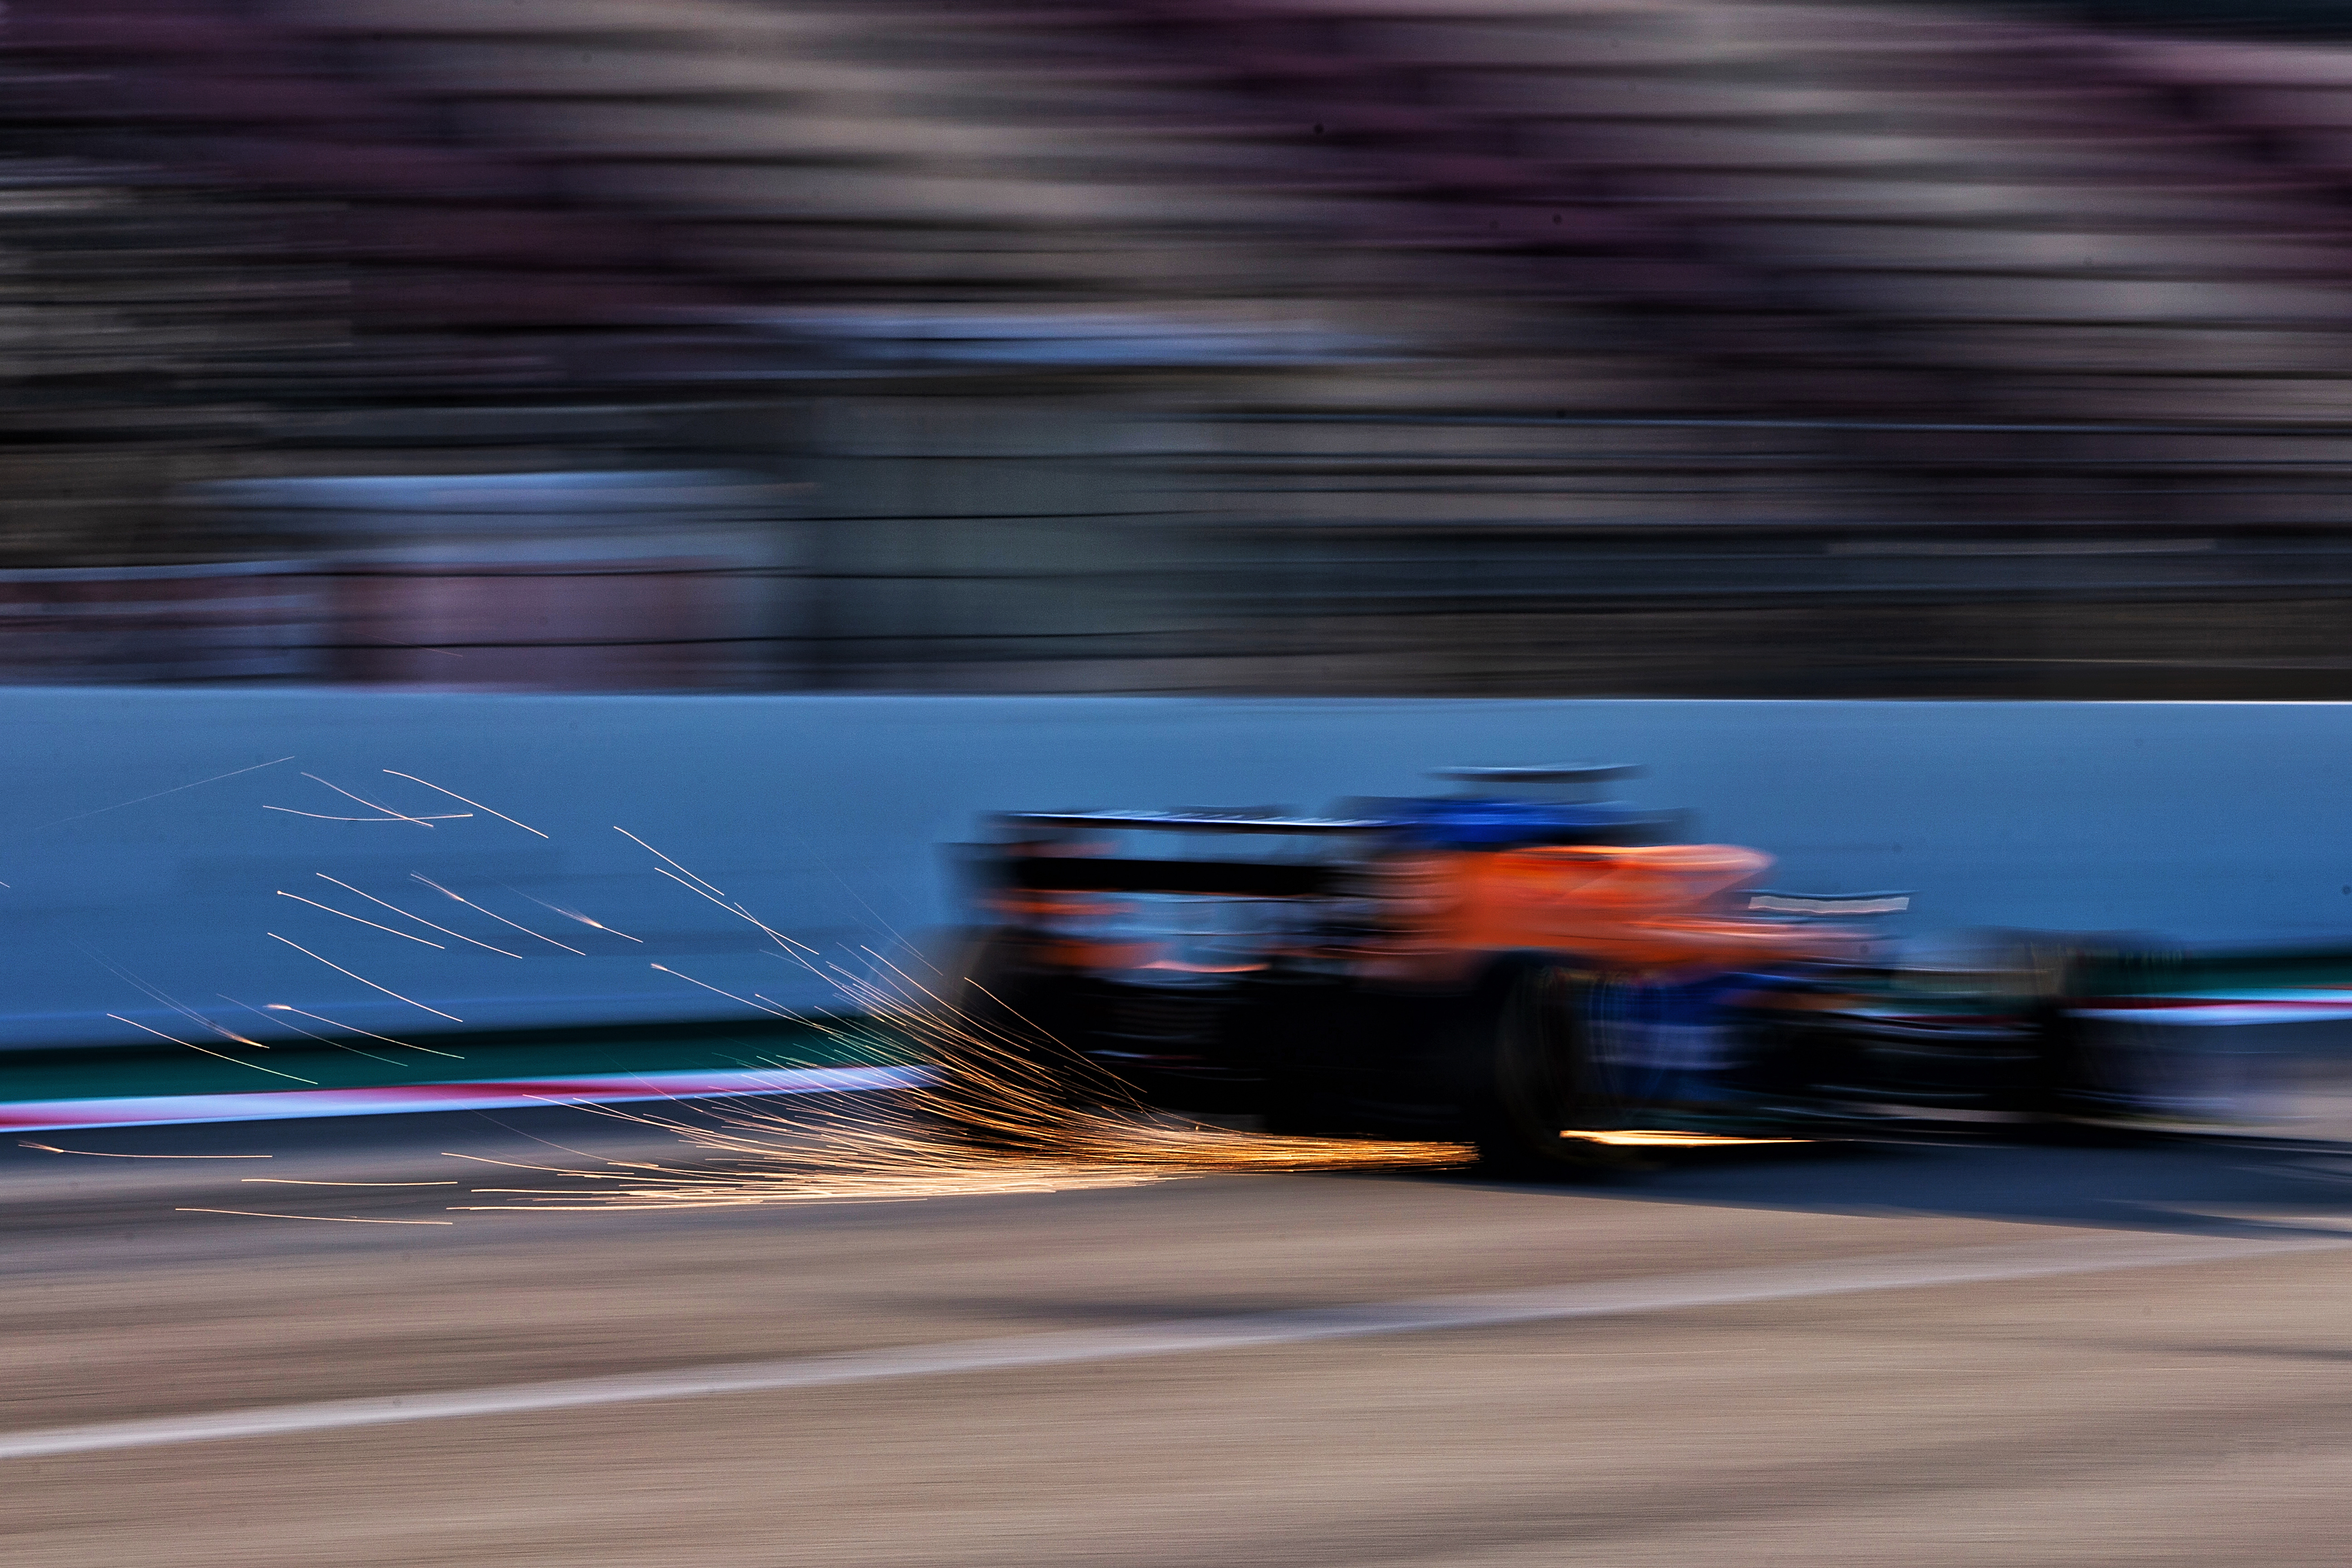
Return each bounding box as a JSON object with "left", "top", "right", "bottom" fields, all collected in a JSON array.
[{"left": 4, "top": 689, "right": 2349, "bottom": 1050}]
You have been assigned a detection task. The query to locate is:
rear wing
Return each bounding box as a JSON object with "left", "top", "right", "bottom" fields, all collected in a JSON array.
[
  {"left": 995, "top": 810, "right": 1387, "bottom": 835},
  {"left": 997, "top": 856, "right": 1344, "bottom": 898},
  {"left": 968, "top": 812, "right": 1367, "bottom": 899}
]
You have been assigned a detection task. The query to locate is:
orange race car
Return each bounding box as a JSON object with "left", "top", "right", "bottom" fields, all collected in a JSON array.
[{"left": 950, "top": 765, "right": 2352, "bottom": 1172}]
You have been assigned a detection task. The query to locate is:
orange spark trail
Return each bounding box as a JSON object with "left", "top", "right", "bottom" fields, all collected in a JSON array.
[
  {"left": 505, "top": 888, "right": 642, "bottom": 942},
  {"left": 300, "top": 772, "right": 443, "bottom": 830},
  {"left": 613, "top": 826, "right": 728, "bottom": 898},
  {"left": 648, "top": 866, "right": 805, "bottom": 952},
  {"left": 1563, "top": 1129, "right": 1805, "bottom": 1147},
  {"left": 263, "top": 808, "right": 470, "bottom": 823},
  {"left": 650, "top": 963, "right": 798, "bottom": 1018},
  {"left": 28, "top": 755, "right": 294, "bottom": 831},
  {"left": 242, "top": 1179, "right": 458, "bottom": 1188},
  {"left": 409, "top": 875, "right": 584, "bottom": 955},
  {"left": 23, "top": 1143, "right": 271, "bottom": 1159},
  {"left": 216, "top": 995, "right": 407, "bottom": 1067},
  {"left": 260, "top": 1004, "right": 461, "bottom": 1059},
  {"left": 316, "top": 875, "right": 523, "bottom": 959},
  {"left": 78, "top": 948, "right": 268, "bottom": 1047},
  {"left": 105, "top": 1015, "right": 318, "bottom": 1083},
  {"left": 265, "top": 934, "right": 462, "bottom": 1023},
  {"left": 381, "top": 771, "right": 549, "bottom": 838},
  {"left": 275, "top": 891, "right": 445, "bottom": 947},
  {"left": 176, "top": 1209, "right": 454, "bottom": 1225}
]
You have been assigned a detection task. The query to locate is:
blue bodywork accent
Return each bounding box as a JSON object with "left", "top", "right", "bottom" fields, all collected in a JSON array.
[{"left": 1372, "top": 795, "right": 1651, "bottom": 850}]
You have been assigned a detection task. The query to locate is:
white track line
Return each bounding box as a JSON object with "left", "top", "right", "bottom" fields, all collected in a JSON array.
[
  {"left": 0, "top": 1065, "right": 928, "bottom": 1133},
  {"left": 2, "top": 1229, "right": 2340, "bottom": 1463}
]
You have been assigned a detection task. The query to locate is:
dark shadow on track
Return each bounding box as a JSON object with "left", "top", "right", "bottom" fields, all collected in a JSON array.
[{"left": 1388, "top": 1134, "right": 2352, "bottom": 1239}]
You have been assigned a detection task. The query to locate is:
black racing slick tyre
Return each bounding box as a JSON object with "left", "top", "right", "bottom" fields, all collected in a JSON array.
[
  {"left": 1241, "top": 977, "right": 1350, "bottom": 1137},
  {"left": 1449, "top": 955, "right": 1614, "bottom": 1180}
]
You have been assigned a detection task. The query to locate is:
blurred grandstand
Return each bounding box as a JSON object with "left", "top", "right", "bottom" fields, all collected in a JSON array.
[{"left": 10, "top": 0, "right": 2352, "bottom": 695}]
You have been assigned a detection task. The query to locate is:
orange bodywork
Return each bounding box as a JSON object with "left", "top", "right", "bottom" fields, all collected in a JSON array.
[
  {"left": 990, "top": 838, "right": 1863, "bottom": 984},
  {"left": 1372, "top": 843, "right": 1864, "bottom": 976}
]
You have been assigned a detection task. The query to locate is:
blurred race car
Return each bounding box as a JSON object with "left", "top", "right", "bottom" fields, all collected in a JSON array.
[{"left": 949, "top": 766, "right": 2352, "bottom": 1173}]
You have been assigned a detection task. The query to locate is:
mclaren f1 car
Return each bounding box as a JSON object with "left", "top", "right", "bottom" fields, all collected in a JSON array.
[{"left": 948, "top": 766, "right": 2352, "bottom": 1173}]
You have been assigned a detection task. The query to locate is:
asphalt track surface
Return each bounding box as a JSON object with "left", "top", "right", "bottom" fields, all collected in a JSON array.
[{"left": 4, "top": 1105, "right": 2352, "bottom": 1566}]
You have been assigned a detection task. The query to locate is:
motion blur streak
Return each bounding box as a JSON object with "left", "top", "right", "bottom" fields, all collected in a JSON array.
[
  {"left": 1563, "top": 1129, "right": 1808, "bottom": 1147},
  {"left": 470, "top": 959, "right": 1471, "bottom": 1211},
  {"left": 2, "top": 1229, "right": 2335, "bottom": 1464}
]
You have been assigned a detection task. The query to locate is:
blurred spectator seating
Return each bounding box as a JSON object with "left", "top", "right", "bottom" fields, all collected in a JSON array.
[
  {"left": 15, "top": 0, "right": 2352, "bottom": 695},
  {"left": 0, "top": 562, "right": 323, "bottom": 684}
]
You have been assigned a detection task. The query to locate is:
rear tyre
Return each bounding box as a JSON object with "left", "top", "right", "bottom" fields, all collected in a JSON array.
[
  {"left": 1451, "top": 955, "right": 1615, "bottom": 1180},
  {"left": 1243, "top": 978, "right": 1350, "bottom": 1137},
  {"left": 2019, "top": 941, "right": 2176, "bottom": 1129}
]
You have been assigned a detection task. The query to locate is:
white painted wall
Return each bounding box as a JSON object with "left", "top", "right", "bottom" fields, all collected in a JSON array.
[{"left": 5, "top": 689, "right": 2350, "bottom": 1050}]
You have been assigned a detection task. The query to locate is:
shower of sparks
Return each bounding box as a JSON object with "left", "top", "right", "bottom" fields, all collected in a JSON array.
[
  {"left": 316, "top": 875, "right": 523, "bottom": 959},
  {"left": 409, "top": 875, "right": 584, "bottom": 955},
  {"left": 106, "top": 1015, "right": 318, "bottom": 1083},
  {"left": 266, "top": 934, "right": 463, "bottom": 1023},
  {"left": 381, "top": 771, "right": 549, "bottom": 838},
  {"left": 461, "top": 955, "right": 1475, "bottom": 1213},
  {"left": 275, "top": 891, "right": 445, "bottom": 948}
]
